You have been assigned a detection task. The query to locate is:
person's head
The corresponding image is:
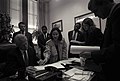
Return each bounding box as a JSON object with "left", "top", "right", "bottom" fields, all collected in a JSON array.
[
  {"left": 14, "top": 34, "right": 28, "bottom": 50},
  {"left": 82, "top": 18, "right": 95, "bottom": 31},
  {"left": 18, "top": 22, "right": 26, "bottom": 32},
  {"left": 42, "top": 26, "right": 47, "bottom": 34},
  {"left": 74, "top": 23, "right": 81, "bottom": 31},
  {"left": 88, "top": 0, "right": 114, "bottom": 19},
  {"left": 50, "top": 27, "right": 62, "bottom": 41}
]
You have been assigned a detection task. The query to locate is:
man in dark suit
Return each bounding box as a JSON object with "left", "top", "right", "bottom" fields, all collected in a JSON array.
[
  {"left": 68, "top": 23, "right": 84, "bottom": 58},
  {"left": 12, "top": 22, "right": 34, "bottom": 49},
  {"left": 37, "top": 26, "right": 50, "bottom": 60},
  {"left": 5, "top": 34, "right": 39, "bottom": 80},
  {"left": 80, "top": 0, "right": 120, "bottom": 81}
]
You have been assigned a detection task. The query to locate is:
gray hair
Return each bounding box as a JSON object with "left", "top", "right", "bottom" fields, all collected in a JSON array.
[{"left": 14, "top": 34, "right": 27, "bottom": 46}]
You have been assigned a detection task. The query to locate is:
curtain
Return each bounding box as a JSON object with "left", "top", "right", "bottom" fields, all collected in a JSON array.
[
  {"left": 0, "top": 0, "right": 10, "bottom": 14},
  {"left": 37, "top": 0, "right": 50, "bottom": 31}
]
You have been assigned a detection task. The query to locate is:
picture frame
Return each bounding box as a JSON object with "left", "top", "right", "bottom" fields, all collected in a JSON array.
[
  {"left": 52, "top": 20, "right": 63, "bottom": 32},
  {"left": 74, "top": 12, "right": 102, "bottom": 30}
]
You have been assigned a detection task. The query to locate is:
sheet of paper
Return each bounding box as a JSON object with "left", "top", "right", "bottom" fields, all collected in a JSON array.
[
  {"left": 45, "top": 62, "right": 65, "bottom": 69},
  {"left": 34, "top": 66, "right": 45, "bottom": 71},
  {"left": 70, "top": 45, "right": 100, "bottom": 54},
  {"left": 64, "top": 68, "right": 94, "bottom": 81},
  {"left": 64, "top": 68, "right": 83, "bottom": 76}
]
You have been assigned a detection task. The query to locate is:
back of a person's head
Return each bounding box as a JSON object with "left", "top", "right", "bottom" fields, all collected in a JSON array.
[
  {"left": 88, "top": 0, "right": 114, "bottom": 11},
  {"left": 82, "top": 18, "right": 95, "bottom": 27},
  {"left": 14, "top": 34, "right": 27, "bottom": 46}
]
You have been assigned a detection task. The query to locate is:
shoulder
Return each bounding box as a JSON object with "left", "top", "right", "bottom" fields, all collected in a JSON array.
[
  {"left": 111, "top": 3, "right": 120, "bottom": 19},
  {"left": 60, "top": 38, "right": 66, "bottom": 44},
  {"left": 13, "top": 31, "right": 20, "bottom": 35}
]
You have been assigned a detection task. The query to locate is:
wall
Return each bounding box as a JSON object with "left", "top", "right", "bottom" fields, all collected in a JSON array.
[
  {"left": 49, "top": 0, "right": 90, "bottom": 54},
  {"left": 49, "top": 0, "right": 120, "bottom": 53}
]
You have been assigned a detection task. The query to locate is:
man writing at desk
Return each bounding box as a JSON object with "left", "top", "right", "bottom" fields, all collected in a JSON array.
[{"left": 5, "top": 34, "right": 39, "bottom": 80}]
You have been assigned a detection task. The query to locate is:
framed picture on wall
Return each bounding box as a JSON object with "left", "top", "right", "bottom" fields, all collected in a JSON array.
[
  {"left": 52, "top": 20, "right": 63, "bottom": 32},
  {"left": 74, "top": 12, "right": 101, "bottom": 30}
]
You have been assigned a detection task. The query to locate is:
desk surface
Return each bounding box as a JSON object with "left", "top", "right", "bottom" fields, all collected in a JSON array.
[{"left": 33, "top": 58, "right": 98, "bottom": 81}]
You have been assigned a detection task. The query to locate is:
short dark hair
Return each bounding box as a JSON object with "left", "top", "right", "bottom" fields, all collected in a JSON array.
[
  {"left": 82, "top": 18, "right": 95, "bottom": 27},
  {"left": 50, "top": 27, "right": 62, "bottom": 41},
  {"left": 18, "top": 22, "right": 25, "bottom": 27},
  {"left": 42, "top": 25, "right": 47, "bottom": 29},
  {"left": 75, "top": 23, "right": 81, "bottom": 28}
]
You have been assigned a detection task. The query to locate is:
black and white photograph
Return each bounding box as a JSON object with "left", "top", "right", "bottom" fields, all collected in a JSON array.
[{"left": 0, "top": 0, "right": 120, "bottom": 81}]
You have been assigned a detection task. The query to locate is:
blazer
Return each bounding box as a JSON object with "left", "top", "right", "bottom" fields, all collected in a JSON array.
[
  {"left": 12, "top": 31, "right": 34, "bottom": 49},
  {"left": 83, "top": 27, "right": 103, "bottom": 46},
  {"left": 43, "top": 38, "right": 67, "bottom": 64},
  {"left": 68, "top": 30, "right": 84, "bottom": 45},
  {"left": 91, "top": 3, "right": 120, "bottom": 81},
  {"left": 38, "top": 33, "right": 50, "bottom": 59},
  {"left": 4, "top": 46, "right": 39, "bottom": 79},
  {"left": 38, "top": 33, "right": 50, "bottom": 49}
]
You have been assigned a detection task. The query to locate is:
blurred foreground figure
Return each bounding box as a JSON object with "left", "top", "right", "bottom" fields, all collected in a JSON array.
[{"left": 80, "top": 0, "right": 120, "bottom": 81}]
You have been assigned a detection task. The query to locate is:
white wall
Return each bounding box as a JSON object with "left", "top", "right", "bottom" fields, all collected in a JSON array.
[
  {"left": 48, "top": 0, "right": 120, "bottom": 54},
  {"left": 49, "top": 0, "right": 90, "bottom": 52}
]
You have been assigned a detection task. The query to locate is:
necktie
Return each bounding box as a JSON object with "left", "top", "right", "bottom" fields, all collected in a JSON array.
[
  {"left": 23, "top": 51, "right": 29, "bottom": 66},
  {"left": 44, "top": 34, "right": 46, "bottom": 39}
]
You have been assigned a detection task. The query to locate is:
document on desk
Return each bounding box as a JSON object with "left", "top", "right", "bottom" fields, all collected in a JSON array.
[
  {"left": 64, "top": 68, "right": 94, "bottom": 81},
  {"left": 35, "top": 58, "right": 80, "bottom": 71},
  {"left": 34, "top": 62, "right": 65, "bottom": 71},
  {"left": 70, "top": 45, "right": 100, "bottom": 54}
]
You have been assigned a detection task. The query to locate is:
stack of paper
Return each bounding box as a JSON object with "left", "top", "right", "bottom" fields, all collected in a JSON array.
[{"left": 64, "top": 68, "right": 94, "bottom": 81}]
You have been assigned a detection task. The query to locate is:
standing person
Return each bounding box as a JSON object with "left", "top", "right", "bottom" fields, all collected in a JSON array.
[
  {"left": 80, "top": 0, "right": 120, "bottom": 81},
  {"left": 68, "top": 23, "right": 85, "bottom": 58},
  {"left": 37, "top": 26, "right": 50, "bottom": 60},
  {"left": 12, "top": 22, "right": 34, "bottom": 49},
  {"left": 39, "top": 28, "right": 67, "bottom": 65},
  {"left": 5, "top": 34, "right": 39, "bottom": 80},
  {"left": 82, "top": 17, "right": 103, "bottom": 46}
]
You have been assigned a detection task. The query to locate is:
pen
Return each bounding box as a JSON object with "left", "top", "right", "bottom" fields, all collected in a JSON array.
[{"left": 35, "top": 71, "right": 49, "bottom": 78}]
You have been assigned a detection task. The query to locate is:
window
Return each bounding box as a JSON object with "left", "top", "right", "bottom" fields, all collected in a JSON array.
[
  {"left": 28, "top": 0, "right": 38, "bottom": 33},
  {"left": 10, "top": 0, "right": 38, "bottom": 33},
  {"left": 10, "top": 0, "right": 22, "bottom": 32}
]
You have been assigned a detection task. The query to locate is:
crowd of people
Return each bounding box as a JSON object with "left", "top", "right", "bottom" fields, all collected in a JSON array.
[{"left": 0, "top": 0, "right": 120, "bottom": 81}]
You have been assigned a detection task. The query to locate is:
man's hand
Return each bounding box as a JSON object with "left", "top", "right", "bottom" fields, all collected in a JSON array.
[{"left": 80, "top": 52, "right": 91, "bottom": 59}]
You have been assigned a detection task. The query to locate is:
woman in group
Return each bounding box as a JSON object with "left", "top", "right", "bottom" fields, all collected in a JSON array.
[
  {"left": 40, "top": 27, "right": 67, "bottom": 64},
  {"left": 81, "top": 17, "right": 103, "bottom": 46}
]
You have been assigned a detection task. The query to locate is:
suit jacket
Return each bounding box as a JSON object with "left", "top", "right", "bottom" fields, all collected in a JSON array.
[
  {"left": 38, "top": 33, "right": 50, "bottom": 48},
  {"left": 37, "top": 33, "right": 50, "bottom": 59},
  {"left": 43, "top": 38, "right": 67, "bottom": 64},
  {"left": 12, "top": 31, "right": 34, "bottom": 49},
  {"left": 83, "top": 27, "right": 103, "bottom": 46},
  {"left": 68, "top": 30, "right": 84, "bottom": 43},
  {"left": 91, "top": 3, "right": 120, "bottom": 81},
  {"left": 68, "top": 30, "right": 84, "bottom": 58},
  {"left": 4, "top": 46, "right": 39, "bottom": 79}
]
